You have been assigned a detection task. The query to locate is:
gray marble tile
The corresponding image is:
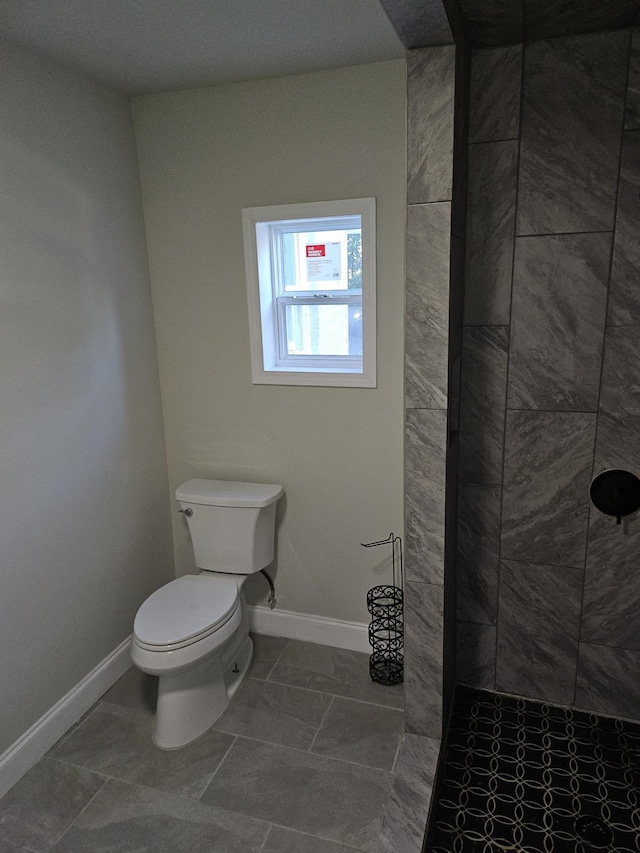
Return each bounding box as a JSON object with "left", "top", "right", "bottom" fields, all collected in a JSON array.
[
  {"left": 100, "top": 666, "right": 157, "bottom": 716},
  {"left": 525, "top": 0, "right": 640, "bottom": 41},
  {"left": 247, "top": 633, "right": 289, "bottom": 679},
  {"left": 268, "top": 640, "right": 404, "bottom": 710},
  {"left": 213, "top": 677, "right": 331, "bottom": 749},
  {"left": 376, "top": 734, "right": 440, "bottom": 853},
  {"left": 0, "top": 842, "right": 35, "bottom": 853},
  {"left": 405, "top": 202, "right": 451, "bottom": 410},
  {"left": 595, "top": 414, "right": 640, "bottom": 485},
  {"left": 457, "top": 483, "right": 501, "bottom": 624},
  {"left": 582, "top": 503, "right": 640, "bottom": 652},
  {"left": 404, "top": 581, "right": 443, "bottom": 738},
  {"left": 262, "top": 826, "right": 361, "bottom": 853},
  {"left": 0, "top": 758, "right": 105, "bottom": 852},
  {"left": 501, "top": 411, "right": 596, "bottom": 567},
  {"left": 576, "top": 643, "right": 640, "bottom": 720},
  {"left": 464, "top": 141, "right": 518, "bottom": 326},
  {"left": 599, "top": 326, "right": 640, "bottom": 416},
  {"left": 201, "top": 738, "right": 392, "bottom": 849},
  {"left": 459, "top": 326, "right": 509, "bottom": 485},
  {"left": 469, "top": 46, "right": 522, "bottom": 143},
  {"left": 457, "top": 0, "right": 523, "bottom": 47},
  {"left": 517, "top": 31, "right": 627, "bottom": 235},
  {"left": 608, "top": 131, "right": 640, "bottom": 326},
  {"left": 496, "top": 560, "right": 583, "bottom": 705},
  {"left": 379, "top": 0, "right": 452, "bottom": 48},
  {"left": 51, "top": 779, "right": 268, "bottom": 853},
  {"left": 507, "top": 233, "right": 610, "bottom": 411},
  {"left": 456, "top": 622, "right": 496, "bottom": 689},
  {"left": 405, "top": 408, "right": 447, "bottom": 584},
  {"left": 627, "top": 30, "right": 640, "bottom": 129},
  {"left": 452, "top": 46, "right": 469, "bottom": 244},
  {"left": 311, "top": 697, "right": 404, "bottom": 771},
  {"left": 51, "top": 702, "right": 234, "bottom": 799},
  {"left": 407, "top": 46, "right": 455, "bottom": 204}
]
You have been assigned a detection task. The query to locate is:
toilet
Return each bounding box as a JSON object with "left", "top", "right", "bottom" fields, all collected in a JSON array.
[{"left": 131, "top": 478, "right": 283, "bottom": 749}]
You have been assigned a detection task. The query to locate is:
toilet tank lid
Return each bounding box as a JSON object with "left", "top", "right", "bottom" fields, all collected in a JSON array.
[{"left": 176, "top": 479, "right": 283, "bottom": 508}]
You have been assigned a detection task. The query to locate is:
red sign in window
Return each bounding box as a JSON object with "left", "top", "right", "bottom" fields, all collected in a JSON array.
[{"left": 306, "top": 244, "right": 326, "bottom": 258}]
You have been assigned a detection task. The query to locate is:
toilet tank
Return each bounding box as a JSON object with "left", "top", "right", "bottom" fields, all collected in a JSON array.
[{"left": 175, "top": 479, "right": 283, "bottom": 574}]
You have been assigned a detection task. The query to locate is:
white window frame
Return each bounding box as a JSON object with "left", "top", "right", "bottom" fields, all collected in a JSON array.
[{"left": 242, "top": 198, "right": 376, "bottom": 388}]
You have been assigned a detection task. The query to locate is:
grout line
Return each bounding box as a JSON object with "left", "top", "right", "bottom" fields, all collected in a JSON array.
[
  {"left": 263, "top": 673, "right": 404, "bottom": 712},
  {"left": 259, "top": 820, "right": 365, "bottom": 851},
  {"left": 197, "top": 734, "right": 238, "bottom": 798},
  {"left": 259, "top": 637, "right": 290, "bottom": 682},
  {"left": 468, "top": 135, "right": 520, "bottom": 145},
  {"left": 504, "top": 407, "right": 602, "bottom": 415},
  {"left": 208, "top": 731, "right": 396, "bottom": 776},
  {"left": 257, "top": 823, "right": 273, "bottom": 853},
  {"left": 514, "top": 228, "right": 614, "bottom": 239},
  {"left": 307, "top": 695, "right": 335, "bottom": 753},
  {"left": 495, "top": 557, "right": 586, "bottom": 572},
  {"left": 45, "top": 763, "right": 109, "bottom": 849},
  {"left": 390, "top": 730, "right": 405, "bottom": 774}
]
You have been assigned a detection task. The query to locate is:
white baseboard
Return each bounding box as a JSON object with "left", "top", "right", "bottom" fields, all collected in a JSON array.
[
  {"left": 0, "top": 635, "right": 133, "bottom": 799},
  {"left": 247, "top": 605, "right": 370, "bottom": 654}
]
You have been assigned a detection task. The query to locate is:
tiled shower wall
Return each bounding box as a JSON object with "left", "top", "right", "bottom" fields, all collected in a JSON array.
[
  {"left": 404, "top": 44, "right": 456, "bottom": 738},
  {"left": 457, "top": 27, "right": 640, "bottom": 721}
]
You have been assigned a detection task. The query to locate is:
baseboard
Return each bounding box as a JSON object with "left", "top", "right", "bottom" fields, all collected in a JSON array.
[
  {"left": 247, "top": 605, "right": 370, "bottom": 654},
  {"left": 0, "top": 635, "right": 133, "bottom": 799}
]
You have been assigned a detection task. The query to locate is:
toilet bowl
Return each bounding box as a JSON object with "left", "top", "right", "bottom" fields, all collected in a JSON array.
[{"left": 130, "top": 479, "right": 283, "bottom": 749}]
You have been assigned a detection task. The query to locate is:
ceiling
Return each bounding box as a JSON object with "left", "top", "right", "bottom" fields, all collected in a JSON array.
[
  {"left": 1, "top": 0, "right": 639, "bottom": 96},
  {"left": 0, "top": 0, "right": 406, "bottom": 95}
]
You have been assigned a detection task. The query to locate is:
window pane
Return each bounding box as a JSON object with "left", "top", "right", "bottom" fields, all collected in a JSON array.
[
  {"left": 278, "top": 219, "right": 361, "bottom": 294},
  {"left": 284, "top": 303, "right": 363, "bottom": 357}
]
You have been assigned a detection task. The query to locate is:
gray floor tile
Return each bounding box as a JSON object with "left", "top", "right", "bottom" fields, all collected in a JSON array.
[
  {"left": 263, "top": 825, "right": 363, "bottom": 852},
  {"left": 50, "top": 779, "right": 269, "bottom": 853},
  {"left": 201, "top": 737, "right": 392, "bottom": 849},
  {"left": 51, "top": 702, "right": 234, "bottom": 799},
  {"left": 248, "top": 634, "right": 289, "bottom": 679},
  {"left": 311, "top": 697, "right": 404, "bottom": 771},
  {"left": 213, "top": 677, "right": 331, "bottom": 749},
  {"left": 269, "top": 640, "right": 404, "bottom": 710},
  {"left": 0, "top": 758, "right": 105, "bottom": 852},
  {"left": 3, "top": 638, "right": 405, "bottom": 853},
  {"left": 100, "top": 665, "right": 157, "bottom": 716},
  {"left": 377, "top": 734, "right": 440, "bottom": 853}
]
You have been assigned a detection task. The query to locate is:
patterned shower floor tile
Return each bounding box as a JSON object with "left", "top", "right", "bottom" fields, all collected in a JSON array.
[{"left": 431, "top": 686, "right": 640, "bottom": 853}]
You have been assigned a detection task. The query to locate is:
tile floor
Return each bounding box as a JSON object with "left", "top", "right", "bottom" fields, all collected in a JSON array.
[
  {"left": 0, "top": 636, "right": 405, "bottom": 853},
  {"left": 431, "top": 686, "right": 640, "bottom": 853}
]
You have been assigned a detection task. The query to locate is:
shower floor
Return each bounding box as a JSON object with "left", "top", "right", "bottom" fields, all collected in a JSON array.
[{"left": 431, "top": 686, "right": 640, "bottom": 853}]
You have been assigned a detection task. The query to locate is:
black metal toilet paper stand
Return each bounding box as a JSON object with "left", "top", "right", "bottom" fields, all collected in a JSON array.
[{"left": 362, "top": 533, "right": 404, "bottom": 686}]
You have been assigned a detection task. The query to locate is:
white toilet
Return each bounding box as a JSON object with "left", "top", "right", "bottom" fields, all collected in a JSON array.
[{"left": 131, "top": 478, "right": 283, "bottom": 749}]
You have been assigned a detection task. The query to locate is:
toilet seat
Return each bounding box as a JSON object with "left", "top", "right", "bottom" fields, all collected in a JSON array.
[{"left": 134, "top": 575, "right": 239, "bottom": 651}]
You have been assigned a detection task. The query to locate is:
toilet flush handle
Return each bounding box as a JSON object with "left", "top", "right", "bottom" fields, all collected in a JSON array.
[{"left": 179, "top": 508, "right": 193, "bottom": 517}]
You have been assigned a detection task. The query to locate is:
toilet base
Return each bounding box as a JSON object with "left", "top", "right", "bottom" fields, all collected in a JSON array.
[{"left": 153, "top": 634, "right": 253, "bottom": 749}]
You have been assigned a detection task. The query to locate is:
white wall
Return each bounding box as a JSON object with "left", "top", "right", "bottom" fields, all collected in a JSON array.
[
  {"left": 0, "top": 44, "right": 174, "bottom": 753},
  {"left": 133, "top": 61, "right": 406, "bottom": 625}
]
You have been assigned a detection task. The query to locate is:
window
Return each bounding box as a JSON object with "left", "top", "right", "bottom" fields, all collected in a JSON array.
[{"left": 242, "top": 198, "right": 376, "bottom": 387}]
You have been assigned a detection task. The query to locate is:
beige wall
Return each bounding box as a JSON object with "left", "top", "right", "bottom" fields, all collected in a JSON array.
[
  {"left": 133, "top": 61, "right": 406, "bottom": 624},
  {"left": 0, "top": 44, "right": 173, "bottom": 753}
]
